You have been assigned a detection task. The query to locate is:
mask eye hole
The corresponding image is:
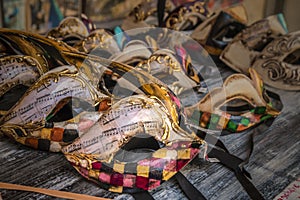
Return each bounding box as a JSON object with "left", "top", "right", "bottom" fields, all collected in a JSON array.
[
  {"left": 252, "top": 37, "right": 274, "bottom": 52},
  {"left": 215, "top": 22, "right": 245, "bottom": 44},
  {"left": 62, "top": 35, "right": 82, "bottom": 46},
  {"left": 219, "top": 99, "right": 254, "bottom": 115},
  {"left": 114, "top": 134, "right": 164, "bottom": 162},
  {"left": 0, "top": 85, "right": 28, "bottom": 115},
  {"left": 46, "top": 97, "right": 95, "bottom": 123},
  {"left": 187, "top": 63, "right": 195, "bottom": 77},
  {"left": 283, "top": 49, "right": 300, "bottom": 65}
]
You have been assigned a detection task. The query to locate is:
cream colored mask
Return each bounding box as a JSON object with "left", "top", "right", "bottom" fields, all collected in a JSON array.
[
  {"left": 184, "top": 68, "right": 281, "bottom": 133},
  {"left": 191, "top": 5, "right": 247, "bottom": 55},
  {"left": 252, "top": 31, "right": 300, "bottom": 91},
  {"left": 47, "top": 17, "right": 89, "bottom": 46},
  {"left": 136, "top": 47, "right": 206, "bottom": 95},
  {"left": 73, "top": 29, "right": 120, "bottom": 56},
  {"left": 220, "top": 14, "right": 288, "bottom": 74}
]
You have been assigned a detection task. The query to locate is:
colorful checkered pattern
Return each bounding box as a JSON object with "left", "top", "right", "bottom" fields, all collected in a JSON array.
[
  {"left": 66, "top": 141, "right": 203, "bottom": 193},
  {"left": 190, "top": 106, "right": 273, "bottom": 133}
]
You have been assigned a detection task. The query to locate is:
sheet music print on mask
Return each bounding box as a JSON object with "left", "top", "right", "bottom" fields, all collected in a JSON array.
[
  {"left": 62, "top": 96, "right": 164, "bottom": 160},
  {"left": 2, "top": 68, "right": 98, "bottom": 125},
  {"left": 0, "top": 55, "right": 43, "bottom": 96}
]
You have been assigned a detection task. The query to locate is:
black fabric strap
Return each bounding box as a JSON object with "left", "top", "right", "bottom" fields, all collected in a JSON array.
[
  {"left": 242, "top": 117, "right": 276, "bottom": 166},
  {"left": 131, "top": 191, "right": 155, "bottom": 200},
  {"left": 175, "top": 172, "right": 207, "bottom": 200},
  {"left": 157, "top": 0, "right": 166, "bottom": 27},
  {"left": 196, "top": 129, "right": 229, "bottom": 153},
  {"left": 208, "top": 148, "right": 265, "bottom": 200}
]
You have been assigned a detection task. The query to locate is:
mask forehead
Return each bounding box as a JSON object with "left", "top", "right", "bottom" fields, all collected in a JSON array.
[{"left": 74, "top": 29, "right": 120, "bottom": 55}]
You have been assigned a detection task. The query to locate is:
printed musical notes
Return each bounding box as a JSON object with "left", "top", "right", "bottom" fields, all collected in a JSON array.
[
  {"left": 2, "top": 66, "right": 99, "bottom": 125},
  {"left": 0, "top": 55, "right": 42, "bottom": 96},
  {"left": 63, "top": 95, "right": 168, "bottom": 160}
]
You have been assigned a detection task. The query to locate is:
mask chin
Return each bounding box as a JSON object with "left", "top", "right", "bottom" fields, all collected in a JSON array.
[{"left": 220, "top": 14, "right": 288, "bottom": 74}]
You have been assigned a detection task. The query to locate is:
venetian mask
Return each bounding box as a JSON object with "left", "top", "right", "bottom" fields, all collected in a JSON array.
[
  {"left": 122, "top": 0, "right": 209, "bottom": 31},
  {"left": 0, "top": 55, "right": 43, "bottom": 117},
  {"left": 220, "top": 14, "right": 288, "bottom": 74},
  {"left": 73, "top": 28, "right": 120, "bottom": 56},
  {"left": 0, "top": 65, "right": 109, "bottom": 152},
  {"left": 136, "top": 47, "right": 206, "bottom": 95},
  {"left": 191, "top": 5, "right": 247, "bottom": 55},
  {"left": 0, "top": 29, "right": 79, "bottom": 116},
  {"left": 47, "top": 16, "right": 90, "bottom": 46},
  {"left": 252, "top": 31, "right": 300, "bottom": 91},
  {"left": 63, "top": 94, "right": 206, "bottom": 193},
  {"left": 164, "top": 0, "right": 209, "bottom": 31},
  {"left": 184, "top": 68, "right": 281, "bottom": 133}
]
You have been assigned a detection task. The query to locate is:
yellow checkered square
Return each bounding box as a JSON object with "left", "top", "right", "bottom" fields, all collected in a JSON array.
[
  {"left": 137, "top": 165, "right": 150, "bottom": 177},
  {"left": 41, "top": 128, "right": 52, "bottom": 139},
  {"left": 88, "top": 170, "right": 99, "bottom": 179},
  {"left": 162, "top": 170, "right": 176, "bottom": 181},
  {"left": 16, "top": 137, "right": 26, "bottom": 144},
  {"left": 177, "top": 149, "right": 191, "bottom": 159},
  {"left": 109, "top": 186, "right": 123, "bottom": 193},
  {"left": 218, "top": 116, "right": 229, "bottom": 129},
  {"left": 153, "top": 148, "right": 167, "bottom": 158},
  {"left": 67, "top": 114, "right": 81, "bottom": 123},
  {"left": 113, "top": 163, "right": 125, "bottom": 174}
]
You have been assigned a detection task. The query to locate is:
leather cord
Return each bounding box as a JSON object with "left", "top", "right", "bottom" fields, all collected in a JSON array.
[{"left": 0, "top": 182, "right": 110, "bottom": 200}]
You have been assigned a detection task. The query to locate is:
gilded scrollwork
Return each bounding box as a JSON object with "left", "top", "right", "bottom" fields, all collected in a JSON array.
[
  {"left": 165, "top": 1, "right": 208, "bottom": 30},
  {"left": 137, "top": 54, "right": 181, "bottom": 72}
]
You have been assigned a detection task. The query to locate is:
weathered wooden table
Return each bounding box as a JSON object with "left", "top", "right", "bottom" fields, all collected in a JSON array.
[{"left": 0, "top": 63, "right": 299, "bottom": 200}]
